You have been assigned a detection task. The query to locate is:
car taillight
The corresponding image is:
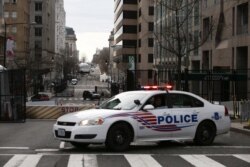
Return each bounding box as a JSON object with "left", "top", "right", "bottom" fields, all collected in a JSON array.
[{"left": 224, "top": 106, "right": 229, "bottom": 116}]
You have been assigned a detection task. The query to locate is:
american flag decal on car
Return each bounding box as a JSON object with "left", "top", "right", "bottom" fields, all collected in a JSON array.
[{"left": 107, "top": 112, "right": 189, "bottom": 132}]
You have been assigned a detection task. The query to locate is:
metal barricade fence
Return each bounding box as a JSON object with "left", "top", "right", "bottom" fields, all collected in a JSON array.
[{"left": 0, "top": 69, "right": 26, "bottom": 122}]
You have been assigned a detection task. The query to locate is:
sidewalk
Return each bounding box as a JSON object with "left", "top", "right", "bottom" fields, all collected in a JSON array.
[{"left": 230, "top": 119, "right": 250, "bottom": 136}]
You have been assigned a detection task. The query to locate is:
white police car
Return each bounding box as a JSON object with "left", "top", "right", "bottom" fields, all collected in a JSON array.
[{"left": 53, "top": 89, "right": 230, "bottom": 151}]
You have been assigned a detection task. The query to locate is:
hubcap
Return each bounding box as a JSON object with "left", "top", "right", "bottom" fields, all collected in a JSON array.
[
  {"left": 116, "top": 134, "right": 124, "bottom": 144},
  {"left": 202, "top": 128, "right": 210, "bottom": 140},
  {"left": 115, "top": 132, "right": 124, "bottom": 144}
]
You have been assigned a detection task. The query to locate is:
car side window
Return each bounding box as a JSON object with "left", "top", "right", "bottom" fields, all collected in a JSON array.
[
  {"left": 146, "top": 94, "right": 167, "bottom": 109},
  {"left": 168, "top": 94, "right": 204, "bottom": 108}
]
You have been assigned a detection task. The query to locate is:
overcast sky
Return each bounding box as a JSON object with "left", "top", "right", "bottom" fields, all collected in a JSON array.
[{"left": 64, "top": 0, "right": 114, "bottom": 62}]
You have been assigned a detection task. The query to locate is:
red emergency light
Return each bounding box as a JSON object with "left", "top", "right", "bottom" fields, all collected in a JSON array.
[{"left": 141, "top": 84, "right": 173, "bottom": 91}]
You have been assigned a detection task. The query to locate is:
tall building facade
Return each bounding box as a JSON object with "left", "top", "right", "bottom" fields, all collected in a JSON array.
[
  {"left": 65, "top": 27, "right": 78, "bottom": 78},
  {"left": 154, "top": 0, "right": 201, "bottom": 85},
  {"left": 1, "top": 0, "right": 30, "bottom": 68},
  {"left": 154, "top": 0, "right": 250, "bottom": 100},
  {"left": 113, "top": 0, "right": 154, "bottom": 88},
  {"left": 201, "top": 0, "right": 250, "bottom": 100},
  {"left": 29, "top": 0, "right": 66, "bottom": 94}
]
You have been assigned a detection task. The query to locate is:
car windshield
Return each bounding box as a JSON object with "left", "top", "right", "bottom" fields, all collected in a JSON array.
[{"left": 99, "top": 93, "right": 145, "bottom": 110}]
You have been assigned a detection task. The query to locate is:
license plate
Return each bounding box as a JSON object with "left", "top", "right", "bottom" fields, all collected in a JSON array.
[{"left": 58, "top": 129, "right": 65, "bottom": 137}]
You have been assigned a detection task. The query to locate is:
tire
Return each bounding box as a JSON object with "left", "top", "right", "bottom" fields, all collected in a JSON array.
[
  {"left": 106, "top": 123, "right": 133, "bottom": 152},
  {"left": 194, "top": 121, "right": 216, "bottom": 145},
  {"left": 70, "top": 142, "right": 89, "bottom": 148}
]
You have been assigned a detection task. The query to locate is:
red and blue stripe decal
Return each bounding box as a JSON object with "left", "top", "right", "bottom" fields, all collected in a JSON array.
[{"left": 107, "top": 112, "right": 195, "bottom": 132}]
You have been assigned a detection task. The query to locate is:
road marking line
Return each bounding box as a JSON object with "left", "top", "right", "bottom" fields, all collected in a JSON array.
[
  {"left": 35, "top": 149, "right": 59, "bottom": 152},
  {"left": 184, "top": 146, "right": 250, "bottom": 149},
  {"left": 0, "top": 147, "right": 29, "bottom": 150},
  {"left": 125, "top": 154, "right": 162, "bottom": 167},
  {"left": 60, "top": 142, "right": 65, "bottom": 149},
  {"left": 233, "top": 154, "right": 250, "bottom": 163},
  {"left": 180, "top": 155, "right": 226, "bottom": 167}
]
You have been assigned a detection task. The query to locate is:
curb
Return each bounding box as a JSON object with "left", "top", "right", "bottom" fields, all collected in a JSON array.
[{"left": 230, "top": 127, "right": 250, "bottom": 136}]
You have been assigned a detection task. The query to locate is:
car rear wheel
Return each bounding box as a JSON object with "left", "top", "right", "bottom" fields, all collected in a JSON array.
[
  {"left": 194, "top": 121, "right": 216, "bottom": 145},
  {"left": 106, "top": 123, "right": 132, "bottom": 151},
  {"left": 70, "top": 142, "right": 89, "bottom": 148}
]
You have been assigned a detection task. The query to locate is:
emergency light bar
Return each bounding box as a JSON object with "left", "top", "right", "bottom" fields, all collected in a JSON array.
[{"left": 141, "top": 84, "right": 173, "bottom": 90}]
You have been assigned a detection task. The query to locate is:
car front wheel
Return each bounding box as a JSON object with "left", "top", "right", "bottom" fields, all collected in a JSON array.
[
  {"left": 106, "top": 123, "right": 132, "bottom": 151},
  {"left": 194, "top": 121, "right": 216, "bottom": 145}
]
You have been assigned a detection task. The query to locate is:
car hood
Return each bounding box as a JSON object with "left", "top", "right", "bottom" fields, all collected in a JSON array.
[{"left": 57, "top": 108, "right": 129, "bottom": 123}]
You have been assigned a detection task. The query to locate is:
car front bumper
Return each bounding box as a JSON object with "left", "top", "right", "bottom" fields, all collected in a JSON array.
[{"left": 53, "top": 123, "right": 108, "bottom": 143}]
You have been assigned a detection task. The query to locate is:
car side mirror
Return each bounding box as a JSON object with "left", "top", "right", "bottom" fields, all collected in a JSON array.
[
  {"left": 143, "top": 104, "right": 154, "bottom": 110},
  {"left": 134, "top": 99, "right": 141, "bottom": 105}
]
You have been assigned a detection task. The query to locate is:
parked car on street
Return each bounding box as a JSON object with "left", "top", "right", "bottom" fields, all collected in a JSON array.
[
  {"left": 71, "top": 78, "right": 78, "bottom": 85},
  {"left": 31, "top": 93, "right": 50, "bottom": 101},
  {"left": 82, "top": 90, "right": 101, "bottom": 100}
]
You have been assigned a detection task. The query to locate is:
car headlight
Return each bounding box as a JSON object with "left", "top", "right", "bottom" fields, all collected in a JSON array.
[{"left": 79, "top": 117, "right": 104, "bottom": 126}]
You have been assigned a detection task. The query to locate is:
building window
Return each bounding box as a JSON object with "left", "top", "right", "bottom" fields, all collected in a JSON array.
[
  {"left": 203, "top": 17, "right": 210, "bottom": 40},
  {"left": 35, "top": 28, "right": 42, "bottom": 36},
  {"left": 203, "top": 0, "right": 208, "bottom": 8},
  {"left": 123, "top": 25, "right": 137, "bottom": 33},
  {"left": 35, "top": 16, "right": 42, "bottom": 24},
  {"left": 123, "top": 0, "right": 137, "bottom": 4},
  {"left": 4, "top": 12, "right": 9, "bottom": 18},
  {"left": 138, "top": 23, "right": 141, "bottom": 32},
  {"left": 148, "top": 22, "right": 153, "bottom": 31},
  {"left": 237, "top": 2, "right": 248, "bottom": 34},
  {"left": 148, "top": 54, "right": 153, "bottom": 63},
  {"left": 35, "top": 41, "right": 42, "bottom": 49},
  {"left": 138, "top": 39, "right": 141, "bottom": 47},
  {"left": 149, "top": 6, "right": 154, "bottom": 15},
  {"left": 11, "top": 0, "right": 16, "bottom": 3},
  {"left": 35, "top": 2, "right": 42, "bottom": 11},
  {"left": 12, "top": 12, "right": 17, "bottom": 18},
  {"left": 148, "top": 38, "right": 154, "bottom": 47},
  {"left": 148, "top": 70, "right": 153, "bottom": 79},
  {"left": 123, "top": 10, "right": 137, "bottom": 19},
  {"left": 138, "top": 54, "right": 141, "bottom": 63},
  {"left": 12, "top": 26, "right": 17, "bottom": 33}
]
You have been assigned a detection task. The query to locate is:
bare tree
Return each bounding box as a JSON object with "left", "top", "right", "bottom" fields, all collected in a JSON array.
[
  {"left": 154, "top": 0, "right": 215, "bottom": 89},
  {"left": 92, "top": 47, "right": 109, "bottom": 74}
]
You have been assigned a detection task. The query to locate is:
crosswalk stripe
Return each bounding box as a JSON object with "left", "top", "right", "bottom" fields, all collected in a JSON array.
[
  {"left": 125, "top": 154, "right": 162, "bottom": 167},
  {"left": 83, "top": 154, "right": 98, "bottom": 167},
  {"left": 67, "top": 154, "right": 98, "bottom": 167},
  {"left": 19, "top": 155, "right": 42, "bottom": 167},
  {"left": 67, "top": 154, "right": 83, "bottom": 167},
  {"left": 3, "top": 154, "right": 42, "bottom": 167},
  {"left": 3, "top": 155, "right": 26, "bottom": 167},
  {"left": 1, "top": 154, "right": 250, "bottom": 167},
  {"left": 180, "top": 155, "right": 226, "bottom": 167},
  {"left": 233, "top": 154, "right": 250, "bottom": 163}
]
